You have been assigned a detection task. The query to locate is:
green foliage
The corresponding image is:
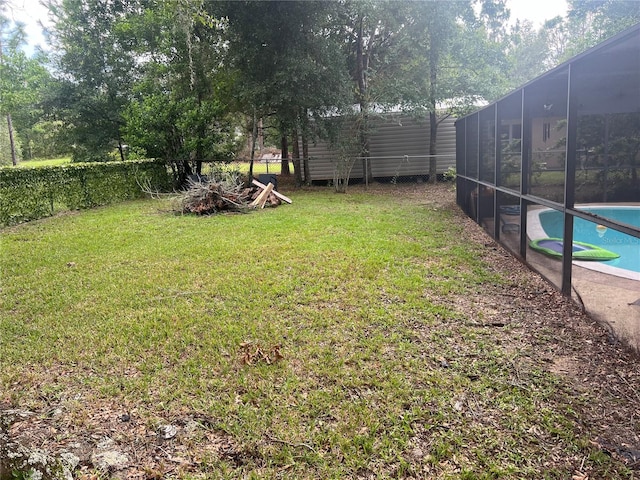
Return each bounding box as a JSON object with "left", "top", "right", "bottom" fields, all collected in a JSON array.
[
  {"left": 220, "top": 1, "right": 351, "bottom": 120},
  {"left": 46, "top": 0, "right": 139, "bottom": 162},
  {"left": 123, "top": 93, "right": 240, "bottom": 172},
  {"left": 575, "top": 112, "right": 640, "bottom": 201},
  {"left": 218, "top": 0, "right": 353, "bottom": 185},
  {"left": 18, "top": 156, "right": 71, "bottom": 168},
  {"left": 23, "top": 120, "right": 70, "bottom": 159},
  {"left": 2, "top": 0, "right": 636, "bottom": 183},
  {"left": 564, "top": 0, "right": 640, "bottom": 57},
  {"left": 397, "top": 1, "right": 509, "bottom": 111},
  {"left": 514, "top": 1, "right": 640, "bottom": 77},
  {"left": 0, "top": 159, "right": 170, "bottom": 226},
  {"left": 503, "top": 20, "right": 551, "bottom": 89},
  {"left": 117, "top": 1, "right": 241, "bottom": 185},
  {"left": 443, "top": 166, "right": 457, "bottom": 182},
  {"left": 0, "top": 50, "right": 55, "bottom": 158},
  {"left": 206, "top": 161, "right": 244, "bottom": 185},
  {"left": 1, "top": 4, "right": 59, "bottom": 163}
]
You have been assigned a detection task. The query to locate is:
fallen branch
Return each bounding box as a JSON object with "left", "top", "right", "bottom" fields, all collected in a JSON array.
[{"left": 265, "top": 433, "right": 316, "bottom": 453}]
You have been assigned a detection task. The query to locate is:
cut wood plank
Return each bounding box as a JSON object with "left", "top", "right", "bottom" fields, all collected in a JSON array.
[
  {"left": 258, "top": 183, "right": 273, "bottom": 209},
  {"left": 250, "top": 182, "right": 274, "bottom": 208},
  {"left": 252, "top": 179, "right": 292, "bottom": 204}
]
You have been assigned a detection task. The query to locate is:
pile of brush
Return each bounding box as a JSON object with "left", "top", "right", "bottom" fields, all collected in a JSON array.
[{"left": 179, "top": 176, "right": 291, "bottom": 215}]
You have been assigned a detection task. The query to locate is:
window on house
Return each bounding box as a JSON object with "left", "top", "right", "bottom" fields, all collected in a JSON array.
[
  {"left": 512, "top": 123, "right": 522, "bottom": 140},
  {"left": 543, "top": 122, "right": 551, "bottom": 142}
]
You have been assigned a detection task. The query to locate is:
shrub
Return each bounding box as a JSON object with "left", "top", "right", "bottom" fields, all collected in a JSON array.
[{"left": 0, "top": 159, "right": 170, "bottom": 226}]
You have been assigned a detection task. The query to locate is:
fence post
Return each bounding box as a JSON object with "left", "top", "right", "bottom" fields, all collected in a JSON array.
[{"left": 365, "top": 157, "right": 369, "bottom": 188}]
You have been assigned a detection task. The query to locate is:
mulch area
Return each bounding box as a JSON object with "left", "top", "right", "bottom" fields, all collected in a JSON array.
[
  {"left": 364, "top": 181, "right": 640, "bottom": 472},
  {"left": 2, "top": 181, "right": 639, "bottom": 478}
]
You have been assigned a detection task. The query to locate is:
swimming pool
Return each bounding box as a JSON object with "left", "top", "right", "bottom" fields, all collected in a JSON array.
[{"left": 528, "top": 205, "right": 640, "bottom": 281}]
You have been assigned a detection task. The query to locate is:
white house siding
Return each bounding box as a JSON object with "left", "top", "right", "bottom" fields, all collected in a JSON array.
[{"left": 306, "top": 114, "right": 457, "bottom": 182}]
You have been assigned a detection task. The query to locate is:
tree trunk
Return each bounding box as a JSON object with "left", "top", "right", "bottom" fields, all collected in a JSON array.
[
  {"left": 428, "top": 28, "right": 439, "bottom": 184},
  {"left": 356, "top": 16, "right": 371, "bottom": 183},
  {"left": 429, "top": 111, "right": 438, "bottom": 183},
  {"left": 292, "top": 126, "right": 302, "bottom": 187},
  {"left": 360, "top": 110, "right": 370, "bottom": 183},
  {"left": 249, "top": 108, "right": 258, "bottom": 181},
  {"left": 180, "top": 159, "right": 193, "bottom": 186},
  {"left": 195, "top": 95, "right": 205, "bottom": 175},
  {"left": 118, "top": 137, "right": 126, "bottom": 162},
  {"left": 302, "top": 133, "right": 310, "bottom": 186},
  {"left": 280, "top": 135, "right": 290, "bottom": 175},
  {"left": 302, "top": 111, "right": 310, "bottom": 185},
  {"left": 7, "top": 114, "right": 17, "bottom": 166}
]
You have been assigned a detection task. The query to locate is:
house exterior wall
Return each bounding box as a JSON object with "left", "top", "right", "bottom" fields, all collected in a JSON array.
[{"left": 496, "top": 116, "right": 567, "bottom": 170}]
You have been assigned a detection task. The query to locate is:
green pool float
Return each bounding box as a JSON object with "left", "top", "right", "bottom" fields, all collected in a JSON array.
[{"left": 530, "top": 238, "right": 620, "bottom": 261}]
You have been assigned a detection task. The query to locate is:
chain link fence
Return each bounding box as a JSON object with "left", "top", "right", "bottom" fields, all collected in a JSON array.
[
  {"left": 325, "top": 154, "right": 456, "bottom": 188},
  {"left": 197, "top": 153, "right": 457, "bottom": 186}
]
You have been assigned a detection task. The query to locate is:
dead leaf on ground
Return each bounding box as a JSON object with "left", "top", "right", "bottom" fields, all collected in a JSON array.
[{"left": 240, "top": 341, "right": 284, "bottom": 365}]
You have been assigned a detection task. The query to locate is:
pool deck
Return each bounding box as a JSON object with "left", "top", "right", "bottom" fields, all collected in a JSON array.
[
  {"left": 571, "top": 266, "right": 640, "bottom": 351},
  {"left": 527, "top": 249, "right": 640, "bottom": 352}
]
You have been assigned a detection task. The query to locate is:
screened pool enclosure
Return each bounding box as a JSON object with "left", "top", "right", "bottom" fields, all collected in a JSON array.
[{"left": 455, "top": 24, "right": 639, "bottom": 346}]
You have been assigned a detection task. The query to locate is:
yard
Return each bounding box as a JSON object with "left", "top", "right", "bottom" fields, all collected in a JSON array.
[{"left": 1, "top": 183, "right": 638, "bottom": 479}]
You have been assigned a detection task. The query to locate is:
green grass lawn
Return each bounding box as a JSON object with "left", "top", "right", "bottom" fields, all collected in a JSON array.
[
  {"left": 13, "top": 157, "right": 286, "bottom": 173},
  {"left": 228, "top": 160, "right": 293, "bottom": 176},
  {"left": 0, "top": 185, "right": 633, "bottom": 478},
  {"left": 15, "top": 156, "right": 72, "bottom": 168}
]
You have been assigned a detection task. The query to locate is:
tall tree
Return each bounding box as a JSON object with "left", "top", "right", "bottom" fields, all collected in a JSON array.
[
  {"left": 0, "top": 2, "right": 26, "bottom": 165},
  {"left": 536, "top": 1, "right": 640, "bottom": 69},
  {"left": 218, "top": 1, "right": 351, "bottom": 185},
  {"left": 1, "top": 49, "right": 53, "bottom": 161},
  {"left": 0, "top": 4, "right": 53, "bottom": 165},
  {"left": 121, "top": 0, "right": 239, "bottom": 184},
  {"left": 45, "top": 0, "right": 137, "bottom": 162},
  {"left": 338, "top": 0, "right": 412, "bottom": 180},
  {"left": 396, "top": 1, "right": 509, "bottom": 182},
  {"left": 503, "top": 20, "right": 550, "bottom": 88},
  {"left": 566, "top": 0, "right": 640, "bottom": 53}
]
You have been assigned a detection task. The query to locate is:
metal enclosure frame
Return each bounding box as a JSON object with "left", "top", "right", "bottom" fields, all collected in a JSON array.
[{"left": 455, "top": 24, "right": 640, "bottom": 296}]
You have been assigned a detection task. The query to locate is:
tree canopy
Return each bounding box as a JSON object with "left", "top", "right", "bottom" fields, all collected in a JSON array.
[{"left": 1, "top": 0, "right": 637, "bottom": 184}]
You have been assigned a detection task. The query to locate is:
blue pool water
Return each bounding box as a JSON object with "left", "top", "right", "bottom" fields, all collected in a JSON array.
[{"left": 538, "top": 207, "right": 640, "bottom": 274}]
